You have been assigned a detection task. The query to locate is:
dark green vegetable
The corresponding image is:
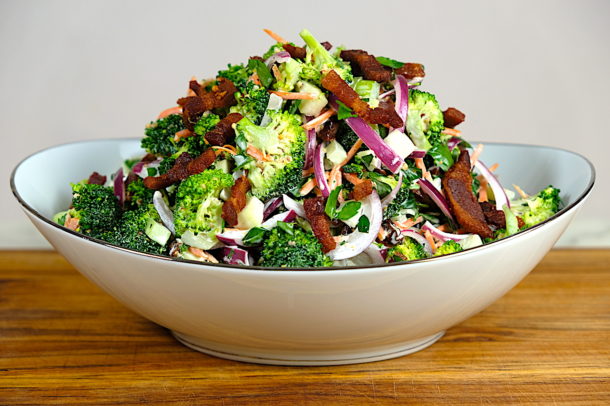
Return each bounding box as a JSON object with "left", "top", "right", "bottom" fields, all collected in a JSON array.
[
  {"left": 69, "top": 183, "right": 121, "bottom": 236},
  {"left": 141, "top": 114, "right": 185, "bottom": 157},
  {"left": 259, "top": 224, "right": 333, "bottom": 267},
  {"left": 376, "top": 56, "right": 404, "bottom": 69}
]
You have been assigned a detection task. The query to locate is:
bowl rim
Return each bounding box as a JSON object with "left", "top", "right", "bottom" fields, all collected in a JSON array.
[{"left": 11, "top": 138, "right": 596, "bottom": 273}]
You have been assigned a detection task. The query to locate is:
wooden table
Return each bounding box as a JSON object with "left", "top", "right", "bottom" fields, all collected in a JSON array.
[{"left": 1, "top": 250, "right": 608, "bottom": 405}]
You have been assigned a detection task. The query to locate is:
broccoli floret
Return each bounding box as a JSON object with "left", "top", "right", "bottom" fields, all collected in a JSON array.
[
  {"left": 105, "top": 204, "right": 167, "bottom": 255},
  {"left": 259, "top": 223, "right": 333, "bottom": 267},
  {"left": 342, "top": 163, "right": 365, "bottom": 176},
  {"left": 158, "top": 157, "right": 175, "bottom": 175},
  {"left": 299, "top": 29, "right": 352, "bottom": 84},
  {"left": 69, "top": 183, "right": 121, "bottom": 236},
  {"left": 217, "top": 63, "right": 251, "bottom": 90},
  {"left": 336, "top": 120, "right": 364, "bottom": 152},
  {"left": 510, "top": 186, "right": 561, "bottom": 228},
  {"left": 126, "top": 178, "right": 154, "bottom": 208},
  {"left": 386, "top": 237, "right": 428, "bottom": 263},
  {"left": 274, "top": 58, "right": 302, "bottom": 92},
  {"left": 383, "top": 167, "right": 422, "bottom": 220},
  {"left": 230, "top": 81, "right": 270, "bottom": 125},
  {"left": 173, "top": 169, "right": 234, "bottom": 249},
  {"left": 406, "top": 90, "right": 444, "bottom": 151},
  {"left": 235, "top": 110, "right": 306, "bottom": 200},
  {"left": 434, "top": 240, "right": 463, "bottom": 256},
  {"left": 141, "top": 114, "right": 185, "bottom": 157}
]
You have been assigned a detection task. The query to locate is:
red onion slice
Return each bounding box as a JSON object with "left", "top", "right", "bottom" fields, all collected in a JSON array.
[
  {"left": 474, "top": 160, "right": 510, "bottom": 210},
  {"left": 345, "top": 117, "right": 403, "bottom": 173},
  {"left": 401, "top": 229, "right": 433, "bottom": 256},
  {"left": 113, "top": 168, "right": 125, "bottom": 205},
  {"left": 447, "top": 137, "right": 462, "bottom": 151},
  {"left": 153, "top": 191, "right": 175, "bottom": 234},
  {"left": 327, "top": 191, "right": 383, "bottom": 260},
  {"left": 221, "top": 246, "right": 252, "bottom": 265},
  {"left": 264, "top": 51, "right": 292, "bottom": 68},
  {"left": 417, "top": 178, "right": 454, "bottom": 221},
  {"left": 364, "top": 245, "right": 386, "bottom": 265},
  {"left": 313, "top": 143, "right": 330, "bottom": 197},
  {"left": 381, "top": 171, "right": 403, "bottom": 207},
  {"left": 282, "top": 195, "right": 306, "bottom": 217},
  {"left": 408, "top": 150, "right": 426, "bottom": 159},
  {"left": 421, "top": 221, "right": 472, "bottom": 242},
  {"left": 379, "top": 89, "right": 395, "bottom": 99},
  {"left": 393, "top": 75, "right": 409, "bottom": 132},
  {"left": 304, "top": 128, "right": 317, "bottom": 170},
  {"left": 263, "top": 197, "right": 283, "bottom": 220},
  {"left": 262, "top": 210, "right": 297, "bottom": 229},
  {"left": 134, "top": 158, "right": 162, "bottom": 178}
]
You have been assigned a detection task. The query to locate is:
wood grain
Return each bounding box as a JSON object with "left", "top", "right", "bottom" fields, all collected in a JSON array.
[{"left": 0, "top": 250, "right": 609, "bottom": 405}]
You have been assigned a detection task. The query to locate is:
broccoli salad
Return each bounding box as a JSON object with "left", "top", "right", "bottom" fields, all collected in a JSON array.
[{"left": 54, "top": 28, "right": 562, "bottom": 268}]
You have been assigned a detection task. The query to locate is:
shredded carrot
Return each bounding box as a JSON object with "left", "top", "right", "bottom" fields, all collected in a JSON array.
[
  {"left": 329, "top": 168, "right": 342, "bottom": 191},
  {"left": 174, "top": 129, "right": 193, "bottom": 142},
  {"left": 250, "top": 72, "right": 262, "bottom": 86},
  {"left": 478, "top": 177, "right": 489, "bottom": 202},
  {"left": 343, "top": 172, "right": 364, "bottom": 185},
  {"left": 414, "top": 158, "right": 432, "bottom": 181},
  {"left": 513, "top": 184, "right": 529, "bottom": 199},
  {"left": 436, "top": 224, "right": 449, "bottom": 232},
  {"left": 424, "top": 230, "right": 437, "bottom": 253},
  {"left": 392, "top": 216, "right": 423, "bottom": 231},
  {"left": 339, "top": 139, "right": 363, "bottom": 167},
  {"left": 270, "top": 90, "right": 317, "bottom": 100},
  {"left": 246, "top": 144, "right": 271, "bottom": 161},
  {"left": 263, "top": 28, "right": 287, "bottom": 44},
  {"left": 441, "top": 128, "right": 462, "bottom": 137},
  {"left": 211, "top": 145, "right": 238, "bottom": 156},
  {"left": 158, "top": 106, "right": 182, "bottom": 119},
  {"left": 188, "top": 247, "right": 219, "bottom": 263},
  {"left": 470, "top": 143, "right": 484, "bottom": 166},
  {"left": 378, "top": 228, "right": 388, "bottom": 241},
  {"left": 300, "top": 178, "right": 317, "bottom": 195},
  {"left": 302, "top": 109, "right": 336, "bottom": 130},
  {"left": 488, "top": 163, "right": 499, "bottom": 172}
]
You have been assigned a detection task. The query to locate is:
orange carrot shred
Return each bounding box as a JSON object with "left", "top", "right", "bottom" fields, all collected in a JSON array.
[
  {"left": 424, "top": 230, "right": 437, "bottom": 253},
  {"left": 263, "top": 28, "right": 287, "bottom": 44},
  {"left": 270, "top": 90, "right": 317, "bottom": 100},
  {"left": 158, "top": 106, "right": 182, "bottom": 119},
  {"left": 302, "top": 109, "right": 336, "bottom": 130},
  {"left": 174, "top": 129, "right": 193, "bottom": 142},
  {"left": 300, "top": 178, "right": 317, "bottom": 196},
  {"left": 470, "top": 143, "right": 484, "bottom": 166},
  {"left": 441, "top": 128, "right": 462, "bottom": 137},
  {"left": 488, "top": 163, "right": 499, "bottom": 172}
]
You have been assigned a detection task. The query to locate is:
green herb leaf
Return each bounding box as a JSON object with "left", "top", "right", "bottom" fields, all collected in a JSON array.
[
  {"left": 336, "top": 100, "right": 357, "bottom": 120},
  {"left": 248, "top": 59, "right": 274, "bottom": 88},
  {"left": 243, "top": 227, "right": 266, "bottom": 245},
  {"left": 325, "top": 186, "right": 343, "bottom": 218},
  {"left": 357, "top": 215, "right": 370, "bottom": 233},
  {"left": 337, "top": 201, "right": 362, "bottom": 220},
  {"left": 376, "top": 56, "right": 405, "bottom": 69},
  {"left": 276, "top": 221, "right": 294, "bottom": 235},
  {"left": 428, "top": 143, "right": 454, "bottom": 171},
  {"left": 146, "top": 167, "right": 158, "bottom": 177}
]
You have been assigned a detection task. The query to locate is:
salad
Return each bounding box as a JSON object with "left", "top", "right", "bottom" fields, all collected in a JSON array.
[{"left": 54, "top": 28, "right": 561, "bottom": 267}]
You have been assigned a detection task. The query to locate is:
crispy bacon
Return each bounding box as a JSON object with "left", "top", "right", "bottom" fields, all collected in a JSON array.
[
  {"left": 340, "top": 49, "right": 391, "bottom": 83},
  {"left": 205, "top": 113, "right": 243, "bottom": 146},
  {"left": 479, "top": 201, "right": 505, "bottom": 228},
  {"left": 177, "top": 78, "right": 238, "bottom": 130},
  {"left": 87, "top": 171, "right": 106, "bottom": 185},
  {"left": 304, "top": 197, "right": 336, "bottom": 253},
  {"left": 352, "top": 179, "right": 373, "bottom": 201},
  {"left": 282, "top": 41, "right": 332, "bottom": 60},
  {"left": 443, "top": 107, "right": 466, "bottom": 128},
  {"left": 442, "top": 150, "right": 493, "bottom": 238},
  {"left": 143, "top": 149, "right": 217, "bottom": 190},
  {"left": 282, "top": 43, "right": 306, "bottom": 59},
  {"left": 321, "top": 70, "right": 403, "bottom": 128},
  {"left": 318, "top": 118, "right": 339, "bottom": 142},
  {"left": 221, "top": 176, "right": 251, "bottom": 227},
  {"left": 395, "top": 63, "right": 425, "bottom": 81}
]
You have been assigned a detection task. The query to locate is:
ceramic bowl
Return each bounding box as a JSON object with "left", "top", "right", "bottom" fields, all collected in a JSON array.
[{"left": 11, "top": 139, "right": 594, "bottom": 365}]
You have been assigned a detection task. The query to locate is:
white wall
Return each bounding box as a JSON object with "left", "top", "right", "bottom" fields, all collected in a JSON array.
[{"left": 2, "top": 0, "right": 608, "bottom": 248}]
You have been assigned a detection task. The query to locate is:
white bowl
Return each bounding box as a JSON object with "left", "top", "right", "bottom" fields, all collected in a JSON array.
[{"left": 11, "top": 139, "right": 594, "bottom": 365}]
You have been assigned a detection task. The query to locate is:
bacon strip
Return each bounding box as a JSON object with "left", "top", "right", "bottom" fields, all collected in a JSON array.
[
  {"left": 443, "top": 107, "right": 466, "bottom": 128},
  {"left": 340, "top": 49, "right": 391, "bottom": 83},
  {"left": 143, "top": 149, "right": 216, "bottom": 190},
  {"left": 304, "top": 197, "right": 336, "bottom": 253},
  {"left": 352, "top": 179, "right": 373, "bottom": 201},
  {"left": 282, "top": 41, "right": 332, "bottom": 60},
  {"left": 442, "top": 150, "right": 492, "bottom": 238},
  {"left": 205, "top": 113, "right": 243, "bottom": 146},
  {"left": 395, "top": 63, "right": 425, "bottom": 81},
  {"left": 87, "top": 171, "right": 106, "bottom": 185},
  {"left": 321, "top": 70, "right": 402, "bottom": 128},
  {"left": 177, "top": 78, "right": 238, "bottom": 130},
  {"left": 221, "top": 176, "right": 251, "bottom": 227}
]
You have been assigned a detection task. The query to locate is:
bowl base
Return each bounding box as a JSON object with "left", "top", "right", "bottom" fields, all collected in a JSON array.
[{"left": 171, "top": 331, "right": 445, "bottom": 366}]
